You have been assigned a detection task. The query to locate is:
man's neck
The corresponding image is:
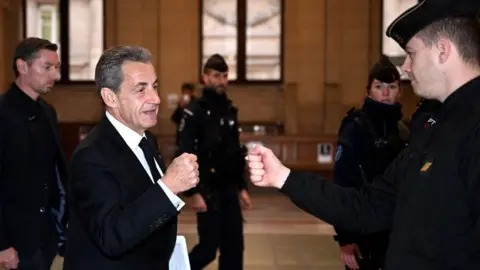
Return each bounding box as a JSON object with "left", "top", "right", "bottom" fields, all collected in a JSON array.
[
  {"left": 439, "top": 65, "right": 480, "bottom": 102},
  {"left": 14, "top": 78, "right": 39, "bottom": 101},
  {"left": 106, "top": 109, "right": 145, "bottom": 136}
]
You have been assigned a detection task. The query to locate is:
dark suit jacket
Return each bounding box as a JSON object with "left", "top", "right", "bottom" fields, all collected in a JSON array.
[
  {"left": 0, "top": 83, "right": 69, "bottom": 258},
  {"left": 63, "top": 116, "right": 179, "bottom": 270}
]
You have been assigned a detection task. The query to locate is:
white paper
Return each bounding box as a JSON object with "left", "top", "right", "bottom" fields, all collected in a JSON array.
[{"left": 169, "top": 235, "right": 191, "bottom": 270}]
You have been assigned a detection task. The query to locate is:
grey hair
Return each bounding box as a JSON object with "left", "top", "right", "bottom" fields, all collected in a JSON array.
[{"left": 94, "top": 45, "right": 153, "bottom": 94}]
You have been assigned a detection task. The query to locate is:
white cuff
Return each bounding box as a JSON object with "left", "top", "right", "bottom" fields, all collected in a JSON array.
[{"left": 157, "top": 180, "right": 185, "bottom": 211}]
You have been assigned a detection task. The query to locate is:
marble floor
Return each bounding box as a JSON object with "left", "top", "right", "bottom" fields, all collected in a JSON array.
[{"left": 50, "top": 192, "right": 343, "bottom": 270}]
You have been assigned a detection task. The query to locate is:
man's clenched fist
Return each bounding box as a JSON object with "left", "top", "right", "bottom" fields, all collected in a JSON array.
[{"left": 163, "top": 153, "right": 199, "bottom": 194}]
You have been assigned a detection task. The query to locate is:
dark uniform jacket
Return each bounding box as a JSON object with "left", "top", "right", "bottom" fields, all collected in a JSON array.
[
  {"left": 176, "top": 88, "right": 247, "bottom": 201},
  {"left": 64, "top": 117, "right": 177, "bottom": 270},
  {"left": 410, "top": 98, "right": 442, "bottom": 136},
  {"left": 333, "top": 98, "right": 408, "bottom": 246},
  {"left": 278, "top": 76, "right": 480, "bottom": 270},
  {"left": 0, "top": 83, "right": 68, "bottom": 260}
]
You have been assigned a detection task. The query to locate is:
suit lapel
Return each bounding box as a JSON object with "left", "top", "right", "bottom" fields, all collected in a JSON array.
[{"left": 99, "top": 117, "right": 155, "bottom": 191}]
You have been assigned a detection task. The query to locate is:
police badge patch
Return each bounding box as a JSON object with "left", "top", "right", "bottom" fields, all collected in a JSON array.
[
  {"left": 335, "top": 145, "right": 343, "bottom": 162},
  {"left": 178, "top": 118, "right": 185, "bottom": 132}
]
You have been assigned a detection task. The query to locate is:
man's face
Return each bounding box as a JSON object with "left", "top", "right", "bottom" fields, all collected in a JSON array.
[
  {"left": 202, "top": 70, "right": 228, "bottom": 92},
  {"left": 181, "top": 89, "right": 193, "bottom": 103},
  {"left": 368, "top": 79, "right": 401, "bottom": 105},
  {"left": 107, "top": 61, "right": 160, "bottom": 134},
  {"left": 401, "top": 36, "right": 443, "bottom": 99},
  {"left": 19, "top": 49, "right": 60, "bottom": 95}
]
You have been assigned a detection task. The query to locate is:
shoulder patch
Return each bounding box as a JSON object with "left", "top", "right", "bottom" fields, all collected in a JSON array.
[
  {"left": 183, "top": 108, "right": 193, "bottom": 116},
  {"left": 334, "top": 145, "right": 343, "bottom": 162},
  {"left": 178, "top": 118, "right": 185, "bottom": 132}
]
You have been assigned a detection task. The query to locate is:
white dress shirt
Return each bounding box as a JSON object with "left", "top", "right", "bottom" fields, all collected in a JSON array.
[{"left": 106, "top": 112, "right": 185, "bottom": 211}]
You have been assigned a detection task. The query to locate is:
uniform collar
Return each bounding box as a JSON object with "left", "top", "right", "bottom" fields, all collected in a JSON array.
[{"left": 436, "top": 76, "right": 480, "bottom": 121}]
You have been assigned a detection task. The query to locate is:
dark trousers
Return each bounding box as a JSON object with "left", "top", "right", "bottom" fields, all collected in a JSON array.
[
  {"left": 189, "top": 188, "right": 244, "bottom": 270},
  {"left": 18, "top": 230, "right": 59, "bottom": 270},
  {"left": 345, "top": 232, "right": 389, "bottom": 270}
]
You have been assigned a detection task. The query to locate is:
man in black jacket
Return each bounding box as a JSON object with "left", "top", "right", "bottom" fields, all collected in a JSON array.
[
  {"left": 0, "top": 37, "right": 68, "bottom": 270},
  {"left": 64, "top": 45, "right": 199, "bottom": 270},
  {"left": 246, "top": 1, "right": 480, "bottom": 269}
]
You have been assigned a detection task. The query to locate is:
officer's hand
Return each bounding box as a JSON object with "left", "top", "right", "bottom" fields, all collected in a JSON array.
[
  {"left": 163, "top": 153, "right": 199, "bottom": 194},
  {"left": 247, "top": 145, "right": 290, "bottom": 189},
  {"left": 340, "top": 243, "right": 362, "bottom": 270},
  {"left": 189, "top": 193, "right": 207, "bottom": 212},
  {"left": 0, "top": 247, "right": 19, "bottom": 269},
  {"left": 239, "top": 189, "right": 252, "bottom": 210}
]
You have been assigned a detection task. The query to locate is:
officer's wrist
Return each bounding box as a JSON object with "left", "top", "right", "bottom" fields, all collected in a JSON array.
[{"left": 273, "top": 166, "right": 291, "bottom": 189}]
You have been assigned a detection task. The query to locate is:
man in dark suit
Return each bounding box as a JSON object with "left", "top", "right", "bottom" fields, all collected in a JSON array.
[
  {"left": 0, "top": 37, "right": 68, "bottom": 270},
  {"left": 63, "top": 45, "right": 200, "bottom": 270}
]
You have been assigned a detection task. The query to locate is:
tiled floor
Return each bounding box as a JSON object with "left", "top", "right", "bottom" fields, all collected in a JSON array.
[{"left": 51, "top": 193, "right": 343, "bottom": 270}]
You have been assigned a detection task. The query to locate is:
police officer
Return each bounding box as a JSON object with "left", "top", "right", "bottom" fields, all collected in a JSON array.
[
  {"left": 246, "top": 1, "right": 480, "bottom": 269},
  {"left": 177, "top": 54, "right": 252, "bottom": 270},
  {"left": 333, "top": 55, "right": 408, "bottom": 270}
]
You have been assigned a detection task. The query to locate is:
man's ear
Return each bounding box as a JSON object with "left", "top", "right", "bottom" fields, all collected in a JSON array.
[
  {"left": 201, "top": 73, "right": 208, "bottom": 85},
  {"left": 16, "top": 59, "right": 28, "bottom": 75},
  {"left": 100, "top": 88, "right": 118, "bottom": 109},
  {"left": 436, "top": 38, "right": 451, "bottom": 64}
]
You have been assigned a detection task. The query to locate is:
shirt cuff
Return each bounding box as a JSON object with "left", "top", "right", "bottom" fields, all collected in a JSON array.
[{"left": 157, "top": 180, "right": 185, "bottom": 211}]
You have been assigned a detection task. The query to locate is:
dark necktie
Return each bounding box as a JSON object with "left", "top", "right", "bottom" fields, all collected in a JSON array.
[{"left": 139, "top": 137, "right": 161, "bottom": 181}]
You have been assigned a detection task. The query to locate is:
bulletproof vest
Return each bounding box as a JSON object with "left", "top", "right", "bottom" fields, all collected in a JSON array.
[
  {"left": 195, "top": 99, "right": 240, "bottom": 158},
  {"left": 340, "top": 108, "right": 409, "bottom": 183}
]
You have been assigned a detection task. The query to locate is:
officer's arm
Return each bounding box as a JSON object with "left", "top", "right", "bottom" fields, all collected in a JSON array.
[
  {"left": 0, "top": 114, "right": 8, "bottom": 250},
  {"left": 170, "top": 107, "right": 183, "bottom": 125},
  {"left": 332, "top": 123, "right": 365, "bottom": 245},
  {"left": 333, "top": 123, "right": 366, "bottom": 188},
  {"left": 237, "top": 145, "right": 248, "bottom": 191},
  {"left": 176, "top": 107, "right": 201, "bottom": 197},
  {"left": 232, "top": 112, "right": 248, "bottom": 191},
  {"left": 461, "top": 123, "right": 480, "bottom": 236},
  {"left": 278, "top": 150, "right": 405, "bottom": 234}
]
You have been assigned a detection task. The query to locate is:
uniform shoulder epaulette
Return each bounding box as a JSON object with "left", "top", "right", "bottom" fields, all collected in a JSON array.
[{"left": 183, "top": 101, "right": 199, "bottom": 117}]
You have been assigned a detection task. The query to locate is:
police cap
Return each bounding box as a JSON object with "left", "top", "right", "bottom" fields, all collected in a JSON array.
[
  {"left": 203, "top": 54, "right": 228, "bottom": 73},
  {"left": 367, "top": 55, "right": 400, "bottom": 88},
  {"left": 386, "top": 0, "right": 480, "bottom": 49}
]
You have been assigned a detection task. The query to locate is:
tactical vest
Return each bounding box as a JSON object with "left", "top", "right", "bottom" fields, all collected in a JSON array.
[
  {"left": 193, "top": 99, "right": 240, "bottom": 159},
  {"left": 339, "top": 108, "right": 410, "bottom": 184}
]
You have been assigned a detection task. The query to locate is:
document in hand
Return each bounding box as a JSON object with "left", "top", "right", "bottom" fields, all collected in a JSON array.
[{"left": 169, "top": 235, "right": 191, "bottom": 270}]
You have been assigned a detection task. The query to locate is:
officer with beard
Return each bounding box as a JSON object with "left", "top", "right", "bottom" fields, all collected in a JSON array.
[
  {"left": 333, "top": 55, "right": 409, "bottom": 270},
  {"left": 176, "top": 54, "right": 252, "bottom": 270}
]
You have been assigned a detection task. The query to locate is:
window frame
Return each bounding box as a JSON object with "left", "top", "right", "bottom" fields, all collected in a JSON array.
[
  {"left": 380, "top": 0, "right": 419, "bottom": 82},
  {"left": 22, "top": 0, "right": 106, "bottom": 85},
  {"left": 37, "top": 4, "right": 59, "bottom": 44},
  {"left": 199, "top": 0, "right": 285, "bottom": 85}
]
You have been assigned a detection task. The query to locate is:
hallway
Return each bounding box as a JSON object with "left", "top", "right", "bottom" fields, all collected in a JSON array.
[
  {"left": 51, "top": 192, "right": 343, "bottom": 270},
  {"left": 179, "top": 192, "right": 343, "bottom": 270}
]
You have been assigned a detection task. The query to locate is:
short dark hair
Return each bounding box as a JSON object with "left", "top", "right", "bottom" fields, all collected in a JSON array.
[
  {"left": 94, "top": 45, "right": 152, "bottom": 94},
  {"left": 417, "top": 17, "right": 480, "bottom": 67},
  {"left": 12, "top": 37, "right": 58, "bottom": 77},
  {"left": 181, "top": 83, "right": 195, "bottom": 91}
]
